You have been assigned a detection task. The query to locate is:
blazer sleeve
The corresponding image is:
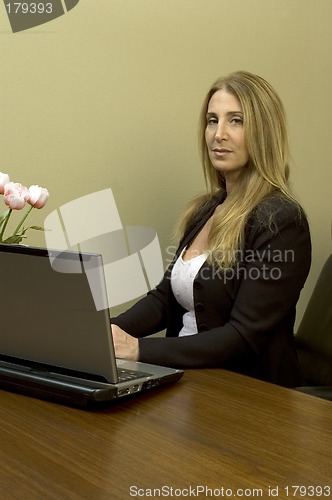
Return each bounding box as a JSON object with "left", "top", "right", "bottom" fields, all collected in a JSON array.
[{"left": 137, "top": 200, "right": 311, "bottom": 369}]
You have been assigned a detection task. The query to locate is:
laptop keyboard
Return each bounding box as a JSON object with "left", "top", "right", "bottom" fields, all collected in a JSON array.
[{"left": 117, "top": 367, "right": 152, "bottom": 383}]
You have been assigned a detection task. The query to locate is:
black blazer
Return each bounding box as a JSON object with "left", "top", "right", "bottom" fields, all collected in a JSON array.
[{"left": 113, "top": 193, "right": 311, "bottom": 387}]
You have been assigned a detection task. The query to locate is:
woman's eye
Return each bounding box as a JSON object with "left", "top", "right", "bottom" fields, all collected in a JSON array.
[
  {"left": 207, "top": 117, "right": 218, "bottom": 125},
  {"left": 230, "top": 116, "right": 243, "bottom": 125}
]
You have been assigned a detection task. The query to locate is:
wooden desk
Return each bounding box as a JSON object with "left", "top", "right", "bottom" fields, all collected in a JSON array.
[{"left": 0, "top": 370, "right": 331, "bottom": 499}]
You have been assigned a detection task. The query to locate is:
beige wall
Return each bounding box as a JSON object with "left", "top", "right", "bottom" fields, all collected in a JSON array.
[{"left": 1, "top": 0, "right": 331, "bottom": 323}]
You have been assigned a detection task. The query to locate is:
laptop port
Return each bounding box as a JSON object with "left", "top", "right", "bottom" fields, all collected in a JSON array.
[
  {"left": 132, "top": 385, "right": 139, "bottom": 392},
  {"left": 118, "top": 388, "right": 130, "bottom": 397}
]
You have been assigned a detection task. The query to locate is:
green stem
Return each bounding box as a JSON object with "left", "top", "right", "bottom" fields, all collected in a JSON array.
[
  {"left": 12, "top": 205, "right": 34, "bottom": 236},
  {"left": 0, "top": 209, "right": 12, "bottom": 242}
]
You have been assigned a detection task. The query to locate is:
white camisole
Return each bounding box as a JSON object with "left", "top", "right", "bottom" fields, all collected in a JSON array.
[{"left": 170, "top": 247, "right": 207, "bottom": 336}]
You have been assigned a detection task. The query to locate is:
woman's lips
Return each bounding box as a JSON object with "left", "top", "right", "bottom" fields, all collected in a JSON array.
[{"left": 212, "top": 148, "right": 232, "bottom": 157}]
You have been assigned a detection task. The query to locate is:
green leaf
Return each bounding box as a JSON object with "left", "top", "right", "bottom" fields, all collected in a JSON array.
[
  {"left": 0, "top": 209, "right": 10, "bottom": 221},
  {"left": 30, "top": 226, "right": 47, "bottom": 232},
  {"left": 2, "top": 234, "right": 26, "bottom": 244},
  {"left": 0, "top": 209, "right": 10, "bottom": 229}
]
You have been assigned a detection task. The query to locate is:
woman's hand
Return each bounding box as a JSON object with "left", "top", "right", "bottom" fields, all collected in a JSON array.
[{"left": 111, "top": 324, "right": 139, "bottom": 361}]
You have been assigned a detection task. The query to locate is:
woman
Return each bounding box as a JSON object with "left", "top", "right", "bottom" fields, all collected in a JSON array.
[{"left": 112, "top": 70, "right": 311, "bottom": 387}]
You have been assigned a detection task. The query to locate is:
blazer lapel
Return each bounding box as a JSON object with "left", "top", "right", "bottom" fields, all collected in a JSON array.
[{"left": 177, "top": 191, "right": 225, "bottom": 256}]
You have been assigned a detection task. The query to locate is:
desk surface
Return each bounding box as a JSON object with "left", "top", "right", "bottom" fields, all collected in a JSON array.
[{"left": 0, "top": 369, "right": 331, "bottom": 499}]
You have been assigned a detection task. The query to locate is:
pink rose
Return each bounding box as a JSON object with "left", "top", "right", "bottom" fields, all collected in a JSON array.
[
  {"left": 27, "top": 185, "right": 50, "bottom": 209},
  {"left": 0, "top": 172, "right": 10, "bottom": 194},
  {"left": 3, "top": 182, "right": 30, "bottom": 210}
]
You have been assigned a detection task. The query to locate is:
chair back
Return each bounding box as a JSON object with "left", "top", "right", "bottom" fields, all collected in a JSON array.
[{"left": 295, "top": 254, "right": 332, "bottom": 385}]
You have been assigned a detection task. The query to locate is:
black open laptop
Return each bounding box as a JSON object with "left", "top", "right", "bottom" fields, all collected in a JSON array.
[{"left": 0, "top": 244, "right": 183, "bottom": 408}]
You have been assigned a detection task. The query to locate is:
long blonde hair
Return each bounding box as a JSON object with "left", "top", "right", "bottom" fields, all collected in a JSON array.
[{"left": 177, "top": 70, "right": 297, "bottom": 269}]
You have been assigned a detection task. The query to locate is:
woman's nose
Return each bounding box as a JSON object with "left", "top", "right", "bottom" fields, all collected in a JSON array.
[{"left": 215, "top": 122, "right": 228, "bottom": 141}]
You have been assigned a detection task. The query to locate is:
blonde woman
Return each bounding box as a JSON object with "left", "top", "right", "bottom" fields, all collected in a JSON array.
[{"left": 112, "top": 71, "right": 311, "bottom": 387}]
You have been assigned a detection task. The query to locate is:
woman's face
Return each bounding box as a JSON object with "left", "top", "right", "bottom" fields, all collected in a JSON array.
[{"left": 205, "top": 89, "right": 249, "bottom": 190}]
